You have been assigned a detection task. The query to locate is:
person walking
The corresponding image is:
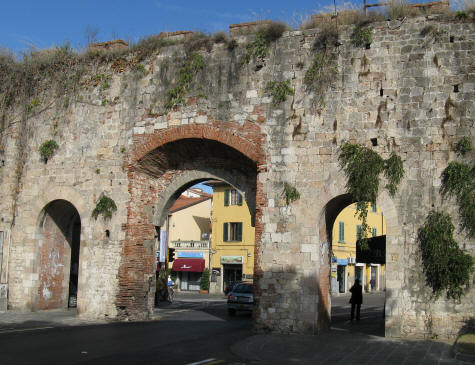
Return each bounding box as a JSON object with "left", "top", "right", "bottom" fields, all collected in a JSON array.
[{"left": 349, "top": 279, "right": 363, "bottom": 321}]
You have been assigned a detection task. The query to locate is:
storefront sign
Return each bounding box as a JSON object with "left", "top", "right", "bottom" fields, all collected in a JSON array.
[
  {"left": 177, "top": 252, "right": 204, "bottom": 259},
  {"left": 220, "top": 256, "right": 243, "bottom": 264},
  {"left": 337, "top": 259, "right": 348, "bottom": 266}
]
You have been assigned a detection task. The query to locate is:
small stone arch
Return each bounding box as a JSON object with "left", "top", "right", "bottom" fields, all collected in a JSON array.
[
  {"left": 35, "top": 199, "right": 82, "bottom": 310},
  {"left": 316, "top": 188, "right": 400, "bottom": 333}
]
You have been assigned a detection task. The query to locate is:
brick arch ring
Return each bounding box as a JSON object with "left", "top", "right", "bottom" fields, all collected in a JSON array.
[{"left": 131, "top": 124, "right": 266, "bottom": 167}]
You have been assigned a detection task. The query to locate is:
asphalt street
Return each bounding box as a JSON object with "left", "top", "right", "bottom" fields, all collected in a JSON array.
[{"left": 0, "top": 292, "right": 469, "bottom": 364}]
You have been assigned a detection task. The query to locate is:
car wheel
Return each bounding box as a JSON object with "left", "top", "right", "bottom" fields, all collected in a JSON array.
[{"left": 228, "top": 308, "right": 236, "bottom": 316}]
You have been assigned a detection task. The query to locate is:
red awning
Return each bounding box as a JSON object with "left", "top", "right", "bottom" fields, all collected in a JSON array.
[{"left": 172, "top": 259, "right": 205, "bottom": 272}]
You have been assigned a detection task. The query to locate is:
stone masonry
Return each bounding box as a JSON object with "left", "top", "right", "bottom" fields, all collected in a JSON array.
[{"left": 0, "top": 16, "right": 473, "bottom": 339}]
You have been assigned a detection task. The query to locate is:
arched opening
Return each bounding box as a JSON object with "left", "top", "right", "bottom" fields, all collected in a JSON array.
[
  {"left": 37, "top": 199, "right": 81, "bottom": 310},
  {"left": 118, "top": 132, "right": 264, "bottom": 321},
  {"left": 319, "top": 194, "right": 391, "bottom": 337}
]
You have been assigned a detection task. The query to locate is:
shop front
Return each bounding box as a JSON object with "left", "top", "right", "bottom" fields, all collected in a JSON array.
[{"left": 172, "top": 255, "right": 206, "bottom": 291}]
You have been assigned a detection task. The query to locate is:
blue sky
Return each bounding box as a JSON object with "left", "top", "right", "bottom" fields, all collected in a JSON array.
[{"left": 1, "top": 0, "right": 337, "bottom": 56}]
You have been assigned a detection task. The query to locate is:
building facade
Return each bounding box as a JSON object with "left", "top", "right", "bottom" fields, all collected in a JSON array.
[
  {"left": 206, "top": 182, "right": 255, "bottom": 294},
  {"left": 167, "top": 189, "right": 212, "bottom": 291}
]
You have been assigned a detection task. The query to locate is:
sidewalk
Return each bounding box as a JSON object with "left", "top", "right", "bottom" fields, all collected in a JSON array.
[{"left": 231, "top": 330, "right": 472, "bottom": 365}]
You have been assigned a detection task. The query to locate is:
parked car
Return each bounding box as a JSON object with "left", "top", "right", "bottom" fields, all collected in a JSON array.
[
  {"left": 224, "top": 281, "right": 242, "bottom": 295},
  {"left": 227, "top": 282, "right": 254, "bottom": 316}
]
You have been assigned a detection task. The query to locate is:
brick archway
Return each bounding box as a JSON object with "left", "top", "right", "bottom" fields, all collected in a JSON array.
[{"left": 117, "top": 123, "right": 266, "bottom": 320}]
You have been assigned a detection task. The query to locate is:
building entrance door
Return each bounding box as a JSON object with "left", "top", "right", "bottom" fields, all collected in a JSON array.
[
  {"left": 223, "top": 264, "right": 242, "bottom": 291},
  {"left": 337, "top": 265, "right": 346, "bottom": 293}
]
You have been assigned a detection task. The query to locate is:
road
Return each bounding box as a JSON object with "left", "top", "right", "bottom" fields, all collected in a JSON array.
[{"left": 0, "top": 292, "right": 386, "bottom": 365}]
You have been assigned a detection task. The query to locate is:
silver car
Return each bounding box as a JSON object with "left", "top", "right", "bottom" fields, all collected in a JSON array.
[{"left": 227, "top": 283, "right": 254, "bottom": 316}]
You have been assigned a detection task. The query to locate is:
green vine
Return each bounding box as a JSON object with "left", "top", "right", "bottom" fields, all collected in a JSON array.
[
  {"left": 304, "top": 52, "right": 338, "bottom": 109},
  {"left": 283, "top": 183, "right": 300, "bottom": 205},
  {"left": 339, "top": 144, "right": 404, "bottom": 248},
  {"left": 441, "top": 162, "right": 475, "bottom": 237},
  {"left": 265, "top": 80, "right": 294, "bottom": 105},
  {"left": 456, "top": 136, "right": 472, "bottom": 156},
  {"left": 92, "top": 195, "right": 117, "bottom": 220},
  {"left": 165, "top": 53, "right": 205, "bottom": 110},
  {"left": 351, "top": 25, "right": 373, "bottom": 48},
  {"left": 39, "top": 140, "right": 58, "bottom": 162},
  {"left": 242, "top": 22, "right": 286, "bottom": 64},
  {"left": 418, "top": 211, "right": 473, "bottom": 300}
]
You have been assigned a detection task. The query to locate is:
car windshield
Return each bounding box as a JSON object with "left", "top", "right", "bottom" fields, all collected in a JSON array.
[{"left": 233, "top": 284, "right": 253, "bottom": 293}]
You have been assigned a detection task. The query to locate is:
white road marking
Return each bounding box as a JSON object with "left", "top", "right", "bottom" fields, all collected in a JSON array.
[
  {"left": 186, "top": 358, "right": 218, "bottom": 365},
  {"left": 0, "top": 326, "right": 53, "bottom": 334}
]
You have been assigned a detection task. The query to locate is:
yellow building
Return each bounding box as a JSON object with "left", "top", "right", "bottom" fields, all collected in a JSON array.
[
  {"left": 205, "top": 181, "right": 255, "bottom": 294},
  {"left": 331, "top": 202, "right": 386, "bottom": 294},
  {"left": 168, "top": 188, "right": 212, "bottom": 291}
]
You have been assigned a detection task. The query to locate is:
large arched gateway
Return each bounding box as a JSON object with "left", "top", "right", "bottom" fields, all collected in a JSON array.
[{"left": 116, "top": 125, "right": 266, "bottom": 320}]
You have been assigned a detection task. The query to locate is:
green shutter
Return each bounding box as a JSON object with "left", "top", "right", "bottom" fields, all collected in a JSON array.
[
  {"left": 223, "top": 223, "right": 228, "bottom": 241},
  {"left": 224, "top": 189, "right": 229, "bottom": 206},
  {"left": 237, "top": 192, "right": 243, "bottom": 206},
  {"left": 372, "top": 228, "right": 377, "bottom": 237},
  {"left": 237, "top": 222, "right": 242, "bottom": 241},
  {"left": 339, "top": 222, "right": 344, "bottom": 242}
]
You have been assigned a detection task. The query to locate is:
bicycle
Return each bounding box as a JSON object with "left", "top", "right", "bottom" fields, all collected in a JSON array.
[{"left": 167, "top": 286, "right": 175, "bottom": 303}]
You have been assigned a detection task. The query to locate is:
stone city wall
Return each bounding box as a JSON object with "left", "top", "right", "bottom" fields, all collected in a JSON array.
[{"left": 0, "top": 16, "right": 473, "bottom": 339}]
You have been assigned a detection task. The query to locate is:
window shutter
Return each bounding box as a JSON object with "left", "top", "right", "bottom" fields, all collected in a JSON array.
[
  {"left": 237, "top": 222, "right": 242, "bottom": 241},
  {"left": 357, "top": 225, "right": 362, "bottom": 240},
  {"left": 237, "top": 192, "right": 243, "bottom": 206},
  {"left": 372, "top": 228, "right": 377, "bottom": 237},
  {"left": 224, "top": 189, "right": 229, "bottom": 206},
  {"left": 223, "top": 223, "right": 228, "bottom": 241},
  {"left": 339, "top": 222, "right": 344, "bottom": 242},
  {"left": 372, "top": 202, "right": 377, "bottom": 212}
]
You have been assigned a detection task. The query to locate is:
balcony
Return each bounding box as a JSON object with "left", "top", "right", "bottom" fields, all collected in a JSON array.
[{"left": 170, "top": 240, "right": 209, "bottom": 249}]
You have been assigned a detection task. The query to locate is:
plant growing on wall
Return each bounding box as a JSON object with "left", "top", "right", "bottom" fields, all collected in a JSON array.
[
  {"left": 92, "top": 195, "right": 117, "bottom": 220},
  {"left": 242, "top": 22, "right": 287, "bottom": 64},
  {"left": 338, "top": 144, "right": 404, "bottom": 248},
  {"left": 456, "top": 136, "right": 472, "bottom": 156},
  {"left": 283, "top": 183, "right": 300, "bottom": 205},
  {"left": 39, "top": 140, "right": 58, "bottom": 162},
  {"left": 200, "top": 268, "right": 210, "bottom": 291},
  {"left": 265, "top": 80, "right": 294, "bottom": 105},
  {"left": 441, "top": 151, "right": 475, "bottom": 238},
  {"left": 351, "top": 25, "right": 373, "bottom": 48},
  {"left": 304, "top": 25, "right": 339, "bottom": 109},
  {"left": 418, "top": 210, "right": 473, "bottom": 300},
  {"left": 165, "top": 53, "right": 205, "bottom": 110}
]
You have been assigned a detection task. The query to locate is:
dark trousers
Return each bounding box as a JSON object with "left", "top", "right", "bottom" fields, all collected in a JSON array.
[{"left": 351, "top": 303, "right": 361, "bottom": 320}]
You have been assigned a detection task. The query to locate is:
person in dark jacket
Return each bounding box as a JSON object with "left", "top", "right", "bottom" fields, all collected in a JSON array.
[{"left": 349, "top": 279, "right": 363, "bottom": 321}]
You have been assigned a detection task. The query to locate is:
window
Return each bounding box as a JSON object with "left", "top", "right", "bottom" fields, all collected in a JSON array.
[
  {"left": 372, "top": 202, "right": 377, "bottom": 213},
  {"left": 356, "top": 225, "right": 362, "bottom": 240},
  {"left": 224, "top": 189, "right": 243, "bottom": 206},
  {"left": 338, "top": 222, "right": 344, "bottom": 242},
  {"left": 372, "top": 228, "right": 377, "bottom": 237},
  {"left": 223, "top": 222, "right": 242, "bottom": 241}
]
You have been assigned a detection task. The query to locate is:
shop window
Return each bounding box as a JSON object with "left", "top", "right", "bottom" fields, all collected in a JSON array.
[{"left": 223, "top": 222, "right": 242, "bottom": 242}]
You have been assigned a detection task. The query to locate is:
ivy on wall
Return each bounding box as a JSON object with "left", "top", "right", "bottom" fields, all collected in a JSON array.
[
  {"left": 338, "top": 143, "right": 404, "bottom": 248},
  {"left": 39, "top": 140, "right": 58, "bottom": 163},
  {"left": 92, "top": 195, "right": 117, "bottom": 220},
  {"left": 165, "top": 53, "right": 206, "bottom": 111},
  {"left": 283, "top": 183, "right": 300, "bottom": 205},
  {"left": 418, "top": 211, "right": 473, "bottom": 300},
  {"left": 441, "top": 139, "right": 474, "bottom": 237},
  {"left": 265, "top": 80, "right": 294, "bottom": 105}
]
